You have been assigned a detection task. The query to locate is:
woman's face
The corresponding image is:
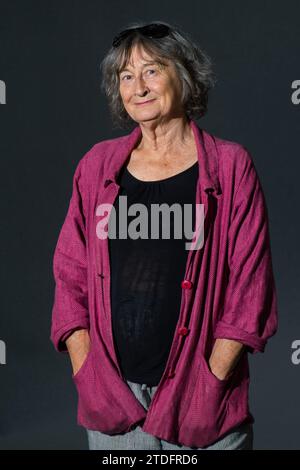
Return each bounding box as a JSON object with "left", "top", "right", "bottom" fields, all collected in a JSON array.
[{"left": 118, "top": 44, "right": 184, "bottom": 124}]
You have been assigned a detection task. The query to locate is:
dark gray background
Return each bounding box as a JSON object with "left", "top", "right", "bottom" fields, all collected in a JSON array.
[{"left": 0, "top": 0, "right": 299, "bottom": 449}]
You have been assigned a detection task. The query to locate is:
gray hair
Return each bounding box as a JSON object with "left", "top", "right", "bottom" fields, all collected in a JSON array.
[{"left": 100, "top": 20, "right": 217, "bottom": 129}]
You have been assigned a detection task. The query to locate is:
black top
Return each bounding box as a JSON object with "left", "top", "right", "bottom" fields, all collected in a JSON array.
[{"left": 108, "top": 160, "right": 199, "bottom": 386}]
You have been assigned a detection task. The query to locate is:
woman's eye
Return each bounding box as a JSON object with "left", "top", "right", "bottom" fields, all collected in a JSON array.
[{"left": 121, "top": 69, "right": 156, "bottom": 81}]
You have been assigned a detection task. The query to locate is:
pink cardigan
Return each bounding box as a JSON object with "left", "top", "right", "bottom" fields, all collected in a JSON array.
[{"left": 50, "top": 118, "right": 278, "bottom": 448}]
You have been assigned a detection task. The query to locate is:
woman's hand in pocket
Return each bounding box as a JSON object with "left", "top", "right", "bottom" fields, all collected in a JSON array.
[
  {"left": 65, "top": 329, "right": 91, "bottom": 376},
  {"left": 209, "top": 338, "right": 246, "bottom": 380}
]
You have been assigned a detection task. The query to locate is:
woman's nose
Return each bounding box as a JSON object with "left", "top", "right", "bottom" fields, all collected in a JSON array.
[{"left": 134, "top": 76, "right": 149, "bottom": 95}]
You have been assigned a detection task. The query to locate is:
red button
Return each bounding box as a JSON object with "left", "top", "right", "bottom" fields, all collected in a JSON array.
[
  {"left": 181, "top": 279, "right": 193, "bottom": 289},
  {"left": 178, "top": 326, "right": 189, "bottom": 336}
]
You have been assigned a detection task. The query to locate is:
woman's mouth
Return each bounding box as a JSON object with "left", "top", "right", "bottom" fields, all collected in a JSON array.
[{"left": 135, "top": 99, "right": 156, "bottom": 106}]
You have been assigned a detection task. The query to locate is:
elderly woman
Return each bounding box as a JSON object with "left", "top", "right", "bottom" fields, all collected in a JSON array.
[{"left": 51, "top": 21, "right": 278, "bottom": 450}]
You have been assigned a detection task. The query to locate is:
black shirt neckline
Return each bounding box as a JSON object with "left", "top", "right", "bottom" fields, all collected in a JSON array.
[{"left": 124, "top": 160, "right": 198, "bottom": 184}]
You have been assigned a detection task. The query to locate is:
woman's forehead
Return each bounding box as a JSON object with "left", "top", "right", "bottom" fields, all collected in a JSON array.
[{"left": 119, "top": 42, "right": 169, "bottom": 71}]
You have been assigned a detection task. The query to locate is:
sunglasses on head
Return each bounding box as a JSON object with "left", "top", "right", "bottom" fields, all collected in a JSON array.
[{"left": 112, "top": 23, "right": 171, "bottom": 48}]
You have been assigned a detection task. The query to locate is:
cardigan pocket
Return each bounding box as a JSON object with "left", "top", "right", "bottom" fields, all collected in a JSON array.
[
  {"left": 72, "top": 346, "right": 113, "bottom": 431},
  {"left": 72, "top": 348, "right": 93, "bottom": 382},
  {"left": 201, "top": 352, "right": 232, "bottom": 388},
  {"left": 178, "top": 353, "right": 232, "bottom": 448},
  {"left": 71, "top": 343, "right": 138, "bottom": 434}
]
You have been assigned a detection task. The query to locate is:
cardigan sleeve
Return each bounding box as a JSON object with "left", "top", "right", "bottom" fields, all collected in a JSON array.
[
  {"left": 50, "top": 157, "right": 90, "bottom": 353},
  {"left": 214, "top": 148, "right": 278, "bottom": 354}
]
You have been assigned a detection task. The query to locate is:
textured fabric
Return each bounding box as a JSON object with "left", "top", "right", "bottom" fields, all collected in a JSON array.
[
  {"left": 109, "top": 161, "right": 198, "bottom": 386},
  {"left": 87, "top": 380, "right": 254, "bottom": 450},
  {"left": 50, "top": 118, "right": 278, "bottom": 448}
]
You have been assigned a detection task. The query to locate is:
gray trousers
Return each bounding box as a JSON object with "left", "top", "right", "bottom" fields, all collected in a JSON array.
[{"left": 87, "top": 379, "right": 254, "bottom": 450}]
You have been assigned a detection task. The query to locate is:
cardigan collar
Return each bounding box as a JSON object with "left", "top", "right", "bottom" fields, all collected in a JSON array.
[{"left": 103, "top": 118, "right": 222, "bottom": 196}]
